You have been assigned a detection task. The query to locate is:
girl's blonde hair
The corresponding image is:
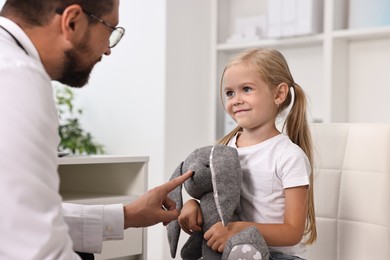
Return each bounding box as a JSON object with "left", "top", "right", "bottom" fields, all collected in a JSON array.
[{"left": 217, "top": 48, "right": 316, "bottom": 244}]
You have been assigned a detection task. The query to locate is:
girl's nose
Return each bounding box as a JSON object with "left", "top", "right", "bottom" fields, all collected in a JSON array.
[{"left": 232, "top": 94, "right": 243, "bottom": 105}]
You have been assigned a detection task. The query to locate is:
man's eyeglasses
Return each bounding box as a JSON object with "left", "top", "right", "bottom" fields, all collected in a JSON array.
[
  {"left": 83, "top": 10, "right": 125, "bottom": 48},
  {"left": 55, "top": 8, "right": 125, "bottom": 48}
]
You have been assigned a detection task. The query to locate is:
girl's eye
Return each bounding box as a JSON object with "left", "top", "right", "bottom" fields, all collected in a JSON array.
[
  {"left": 243, "top": 86, "right": 252, "bottom": 93},
  {"left": 225, "top": 90, "right": 234, "bottom": 98}
]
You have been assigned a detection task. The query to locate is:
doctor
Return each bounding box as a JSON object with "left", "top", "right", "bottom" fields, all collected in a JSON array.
[{"left": 0, "top": 0, "right": 192, "bottom": 259}]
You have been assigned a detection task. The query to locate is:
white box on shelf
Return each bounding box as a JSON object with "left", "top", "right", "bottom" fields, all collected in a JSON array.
[
  {"left": 281, "top": 0, "right": 297, "bottom": 37},
  {"left": 349, "top": 0, "right": 390, "bottom": 29},
  {"left": 226, "top": 15, "right": 266, "bottom": 44},
  {"left": 267, "top": 0, "right": 282, "bottom": 38},
  {"left": 296, "top": 0, "right": 311, "bottom": 35},
  {"left": 296, "top": 0, "right": 323, "bottom": 35},
  {"left": 267, "top": 0, "right": 323, "bottom": 38}
]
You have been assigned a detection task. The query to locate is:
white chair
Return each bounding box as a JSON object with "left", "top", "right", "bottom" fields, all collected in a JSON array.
[{"left": 307, "top": 123, "right": 390, "bottom": 259}]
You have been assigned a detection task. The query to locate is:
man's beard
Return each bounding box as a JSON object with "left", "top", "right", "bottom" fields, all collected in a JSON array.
[
  {"left": 57, "top": 36, "right": 100, "bottom": 88},
  {"left": 57, "top": 50, "right": 95, "bottom": 88}
]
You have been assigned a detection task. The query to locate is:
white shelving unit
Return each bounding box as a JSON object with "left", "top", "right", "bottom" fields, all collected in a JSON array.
[
  {"left": 58, "top": 155, "right": 149, "bottom": 260},
  {"left": 211, "top": 0, "right": 390, "bottom": 138}
]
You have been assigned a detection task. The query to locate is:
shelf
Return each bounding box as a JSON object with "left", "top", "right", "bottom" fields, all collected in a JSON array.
[
  {"left": 57, "top": 155, "right": 148, "bottom": 259},
  {"left": 217, "top": 34, "right": 324, "bottom": 52},
  {"left": 333, "top": 26, "right": 390, "bottom": 41},
  {"left": 58, "top": 155, "right": 149, "bottom": 165},
  {"left": 213, "top": 0, "right": 390, "bottom": 128},
  {"left": 58, "top": 156, "right": 148, "bottom": 198},
  {"left": 61, "top": 192, "right": 138, "bottom": 205}
]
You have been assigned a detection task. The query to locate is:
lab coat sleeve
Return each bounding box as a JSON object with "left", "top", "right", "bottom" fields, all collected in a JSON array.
[{"left": 62, "top": 203, "right": 124, "bottom": 253}]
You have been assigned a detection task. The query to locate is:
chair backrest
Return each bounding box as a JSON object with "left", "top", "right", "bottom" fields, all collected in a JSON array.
[{"left": 307, "top": 123, "right": 390, "bottom": 259}]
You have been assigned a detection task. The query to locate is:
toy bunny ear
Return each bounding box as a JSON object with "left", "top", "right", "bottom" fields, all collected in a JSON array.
[
  {"left": 166, "top": 162, "right": 184, "bottom": 258},
  {"left": 210, "top": 145, "right": 241, "bottom": 226}
]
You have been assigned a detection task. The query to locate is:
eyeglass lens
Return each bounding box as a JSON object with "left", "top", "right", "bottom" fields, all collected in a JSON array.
[{"left": 109, "top": 28, "right": 125, "bottom": 48}]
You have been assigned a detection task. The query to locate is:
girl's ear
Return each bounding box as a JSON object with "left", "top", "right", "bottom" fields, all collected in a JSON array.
[{"left": 274, "top": 83, "right": 289, "bottom": 106}]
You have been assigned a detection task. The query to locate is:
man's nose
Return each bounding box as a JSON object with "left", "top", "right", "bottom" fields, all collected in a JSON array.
[{"left": 104, "top": 47, "right": 111, "bottom": 56}]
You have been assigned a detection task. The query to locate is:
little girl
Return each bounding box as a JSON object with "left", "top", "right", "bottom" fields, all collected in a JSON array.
[{"left": 178, "top": 48, "right": 316, "bottom": 259}]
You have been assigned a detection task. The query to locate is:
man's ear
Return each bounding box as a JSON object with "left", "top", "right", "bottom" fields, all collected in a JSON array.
[
  {"left": 274, "top": 82, "right": 289, "bottom": 105},
  {"left": 59, "top": 5, "right": 88, "bottom": 44}
]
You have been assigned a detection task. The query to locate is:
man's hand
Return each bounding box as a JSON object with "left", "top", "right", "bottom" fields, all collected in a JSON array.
[{"left": 123, "top": 171, "right": 193, "bottom": 228}]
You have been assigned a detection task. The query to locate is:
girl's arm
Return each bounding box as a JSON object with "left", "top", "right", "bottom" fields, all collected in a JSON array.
[
  {"left": 204, "top": 186, "right": 308, "bottom": 253},
  {"left": 178, "top": 199, "right": 203, "bottom": 235}
]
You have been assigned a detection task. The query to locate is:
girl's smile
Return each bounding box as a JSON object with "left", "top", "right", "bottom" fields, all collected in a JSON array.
[
  {"left": 223, "top": 63, "right": 278, "bottom": 133},
  {"left": 234, "top": 108, "right": 251, "bottom": 115}
]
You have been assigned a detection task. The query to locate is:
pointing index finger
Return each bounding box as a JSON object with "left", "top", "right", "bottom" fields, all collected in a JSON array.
[{"left": 163, "top": 170, "right": 193, "bottom": 193}]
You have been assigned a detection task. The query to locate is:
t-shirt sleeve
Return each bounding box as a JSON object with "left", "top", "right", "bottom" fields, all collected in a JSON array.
[{"left": 278, "top": 145, "right": 311, "bottom": 189}]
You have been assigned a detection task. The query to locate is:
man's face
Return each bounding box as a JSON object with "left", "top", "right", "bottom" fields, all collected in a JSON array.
[
  {"left": 57, "top": 31, "right": 100, "bottom": 88},
  {"left": 58, "top": 0, "right": 120, "bottom": 88}
]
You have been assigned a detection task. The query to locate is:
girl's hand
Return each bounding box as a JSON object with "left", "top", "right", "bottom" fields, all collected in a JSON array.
[
  {"left": 178, "top": 199, "right": 203, "bottom": 235},
  {"left": 204, "top": 222, "right": 238, "bottom": 253}
]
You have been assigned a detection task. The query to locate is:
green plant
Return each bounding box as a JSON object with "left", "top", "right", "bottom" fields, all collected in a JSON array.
[{"left": 55, "top": 84, "right": 105, "bottom": 155}]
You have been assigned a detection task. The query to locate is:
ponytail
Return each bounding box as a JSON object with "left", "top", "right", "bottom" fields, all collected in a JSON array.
[
  {"left": 217, "top": 126, "right": 241, "bottom": 145},
  {"left": 283, "top": 83, "right": 317, "bottom": 244}
]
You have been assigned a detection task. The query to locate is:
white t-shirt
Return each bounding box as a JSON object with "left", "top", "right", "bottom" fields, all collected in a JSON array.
[
  {"left": 228, "top": 133, "right": 311, "bottom": 257},
  {"left": 0, "top": 17, "right": 123, "bottom": 259}
]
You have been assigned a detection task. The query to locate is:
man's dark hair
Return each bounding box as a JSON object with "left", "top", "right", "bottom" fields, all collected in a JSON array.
[{"left": 0, "top": 0, "right": 114, "bottom": 26}]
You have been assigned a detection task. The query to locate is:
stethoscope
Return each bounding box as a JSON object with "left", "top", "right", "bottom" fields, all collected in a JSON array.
[{"left": 0, "top": 25, "right": 28, "bottom": 55}]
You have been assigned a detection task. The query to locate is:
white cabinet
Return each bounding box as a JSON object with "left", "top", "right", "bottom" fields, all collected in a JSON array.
[
  {"left": 58, "top": 155, "right": 148, "bottom": 260},
  {"left": 211, "top": 0, "right": 390, "bottom": 138}
]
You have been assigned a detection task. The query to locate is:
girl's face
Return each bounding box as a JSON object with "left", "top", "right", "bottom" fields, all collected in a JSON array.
[{"left": 223, "top": 63, "right": 278, "bottom": 132}]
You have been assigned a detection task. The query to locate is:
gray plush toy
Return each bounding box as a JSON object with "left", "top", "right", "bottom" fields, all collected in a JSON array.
[{"left": 167, "top": 145, "right": 270, "bottom": 260}]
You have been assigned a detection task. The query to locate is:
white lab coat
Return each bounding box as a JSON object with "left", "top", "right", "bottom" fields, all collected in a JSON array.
[{"left": 0, "top": 17, "right": 123, "bottom": 259}]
